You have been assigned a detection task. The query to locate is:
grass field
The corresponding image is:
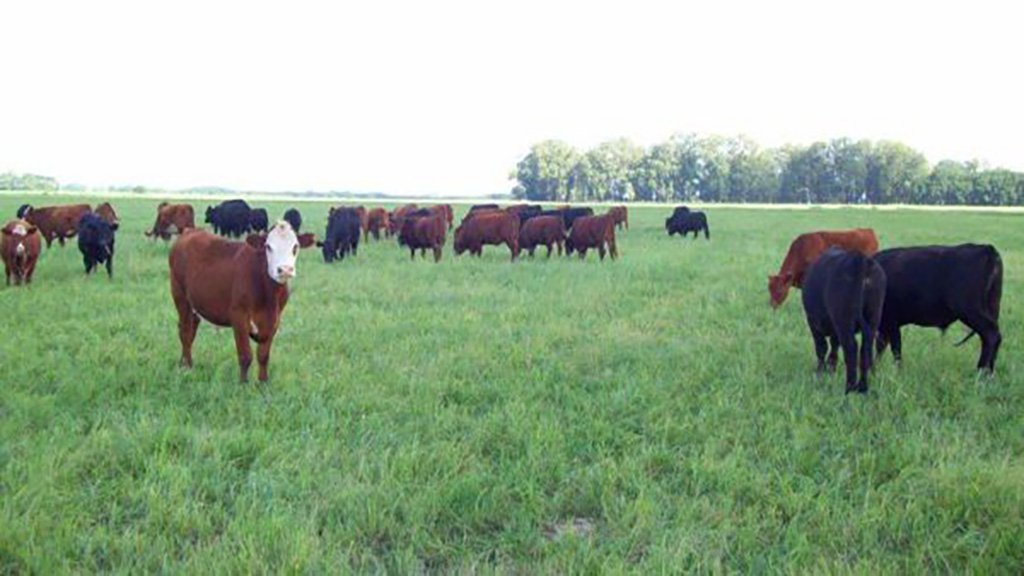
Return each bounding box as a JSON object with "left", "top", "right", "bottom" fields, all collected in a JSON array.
[{"left": 1, "top": 194, "right": 1022, "bottom": 573}]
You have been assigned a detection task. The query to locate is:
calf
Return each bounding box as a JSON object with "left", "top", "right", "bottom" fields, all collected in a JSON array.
[
  {"left": 1, "top": 220, "right": 41, "bottom": 286},
  {"left": 169, "top": 222, "right": 315, "bottom": 382},
  {"left": 18, "top": 204, "right": 91, "bottom": 247},
  {"left": 665, "top": 210, "right": 709, "bottom": 240},
  {"left": 283, "top": 208, "right": 303, "bottom": 232},
  {"left": 321, "top": 207, "right": 361, "bottom": 262},
  {"left": 95, "top": 203, "right": 120, "bottom": 230},
  {"left": 519, "top": 215, "right": 566, "bottom": 258},
  {"left": 399, "top": 211, "right": 447, "bottom": 262},
  {"left": 147, "top": 203, "right": 195, "bottom": 240},
  {"left": 874, "top": 244, "right": 1003, "bottom": 372},
  {"left": 453, "top": 211, "right": 520, "bottom": 261},
  {"left": 769, "top": 229, "right": 879, "bottom": 309},
  {"left": 566, "top": 213, "right": 617, "bottom": 260},
  {"left": 77, "top": 212, "right": 117, "bottom": 278},
  {"left": 365, "top": 208, "right": 389, "bottom": 240},
  {"left": 609, "top": 205, "right": 629, "bottom": 231},
  {"left": 801, "top": 248, "right": 887, "bottom": 394}
]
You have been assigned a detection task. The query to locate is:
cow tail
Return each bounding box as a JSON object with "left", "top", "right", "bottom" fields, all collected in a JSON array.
[
  {"left": 704, "top": 217, "right": 710, "bottom": 239},
  {"left": 955, "top": 246, "right": 1003, "bottom": 347}
]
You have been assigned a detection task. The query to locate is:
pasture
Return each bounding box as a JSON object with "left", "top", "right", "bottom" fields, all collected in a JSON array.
[{"left": 1, "top": 195, "right": 1022, "bottom": 573}]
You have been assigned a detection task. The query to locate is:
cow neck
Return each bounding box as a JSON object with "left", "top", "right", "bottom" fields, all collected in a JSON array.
[
  {"left": 777, "top": 241, "right": 802, "bottom": 277},
  {"left": 248, "top": 244, "right": 290, "bottom": 310}
]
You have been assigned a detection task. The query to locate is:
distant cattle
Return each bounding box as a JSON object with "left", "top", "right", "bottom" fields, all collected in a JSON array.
[
  {"left": 169, "top": 222, "right": 316, "bottom": 382},
  {"left": 321, "top": 207, "right": 361, "bottom": 262},
  {"left": 875, "top": 244, "right": 1003, "bottom": 372},
  {"left": 1, "top": 219, "right": 41, "bottom": 286},
  {"left": 665, "top": 208, "right": 709, "bottom": 240},
  {"left": 248, "top": 208, "right": 270, "bottom": 234},
  {"left": 609, "top": 206, "right": 629, "bottom": 231},
  {"left": 147, "top": 203, "right": 195, "bottom": 240},
  {"left": 399, "top": 211, "right": 447, "bottom": 262},
  {"left": 519, "top": 215, "right": 566, "bottom": 258},
  {"left": 801, "top": 248, "right": 887, "bottom": 394},
  {"left": 205, "top": 199, "right": 252, "bottom": 237},
  {"left": 388, "top": 204, "right": 419, "bottom": 236},
  {"left": 566, "top": 213, "right": 617, "bottom": 260},
  {"left": 769, "top": 229, "right": 879, "bottom": 309},
  {"left": 17, "top": 204, "right": 91, "bottom": 247},
  {"left": 365, "top": 208, "right": 389, "bottom": 240},
  {"left": 454, "top": 211, "right": 520, "bottom": 261},
  {"left": 283, "top": 208, "right": 302, "bottom": 232},
  {"left": 77, "top": 212, "right": 117, "bottom": 278},
  {"left": 95, "top": 203, "right": 120, "bottom": 230}
]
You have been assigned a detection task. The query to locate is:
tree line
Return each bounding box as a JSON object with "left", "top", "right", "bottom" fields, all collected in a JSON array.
[
  {"left": 0, "top": 172, "right": 59, "bottom": 191},
  {"left": 511, "top": 135, "right": 1024, "bottom": 206}
]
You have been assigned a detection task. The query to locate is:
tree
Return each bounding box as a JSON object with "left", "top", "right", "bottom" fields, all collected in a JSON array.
[{"left": 512, "top": 140, "right": 580, "bottom": 201}]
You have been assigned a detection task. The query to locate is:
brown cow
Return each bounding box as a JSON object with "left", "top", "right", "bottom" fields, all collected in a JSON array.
[
  {"left": 399, "top": 211, "right": 447, "bottom": 262},
  {"left": 352, "top": 206, "right": 369, "bottom": 235},
  {"left": 461, "top": 207, "right": 502, "bottom": 224},
  {"left": 1, "top": 220, "right": 41, "bottom": 286},
  {"left": 566, "top": 213, "right": 617, "bottom": 260},
  {"left": 453, "top": 211, "right": 520, "bottom": 261},
  {"left": 768, "top": 229, "right": 880, "bottom": 309},
  {"left": 435, "top": 204, "right": 454, "bottom": 230},
  {"left": 147, "top": 203, "right": 196, "bottom": 240},
  {"left": 388, "top": 204, "right": 419, "bottom": 237},
  {"left": 365, "top": 208, "right": 390, "bottom": 241},
  {"left": 519, "top": 215, "right": 566, "bottom": 258},
  {"left": 18, "top": 204, "right": 91, "bottom": 247},
  {"left": 169, "top": 221, "right": 315, "bottom": 382},
  {"left": 609, "top": 205, "right": 628, "bottom": 231},
  {"left": 95, "top": 203, "right": 120, "bottom": 230}
]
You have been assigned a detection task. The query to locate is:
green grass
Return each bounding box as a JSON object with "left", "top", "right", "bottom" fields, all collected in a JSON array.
[{"left": 1, "top": 195, "right": 1022, "bottom": 573}]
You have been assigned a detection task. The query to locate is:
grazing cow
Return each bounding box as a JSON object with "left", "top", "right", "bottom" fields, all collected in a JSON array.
[
  {"left": 388, "top": 204, "right": 419, "bottom": 237},
  {"left": 321, "top": 207, "right": 362, "bottom": 262},
  {"left": 365, "top": 208, "right": 389, "bottom": 240},
  {"left": 77, "top": 212, "right": 117, "bottom": 278},
  {"left": 95, "top": 203, "right": 120, "bottom": 230},
  {"left": 248, "top": 208, "right": 270, "bottom": 234},
  {"left": 519, "top": 215, "right": 566, "bottom": 258},
  {"left": 352, "top": 206, "right": 369, "bottom": 236},
  {"left": 205, "top": 199, "right": 252, "bottom": 237},
  {"left": 462, "top": 206, "right": 503, "bottom": 224},
  {"left": 1, "top": 220, "right": 41, "bottom": 286},
  {"left": 283, "top": 208, "right": 303, "bottom": 232},
  {"left": 453, "top": 211, "right": 520, "bottom": 261},
  {"left": 147, "top": 203, "right": 195, "bottom": 240},
  {"left": 566, "top": 213, "right": 617, "bottom": 260},
  {"left": 17, "top": 204, "right": 91, "bottom": 247},
  {"left": 801, "top": 249, "right": 887, "bottom": 394},
  {"left": 874, "top": 244, "right": 1003, "bottom": 372},
  {"left": 769, "top": 229, "right": 879, "bottom": 309},
  {"left": 434, "top": 204, "right": 454, "bottom": 230},
  {"left": 399, "top": 211, "right": 447, "bottom": 262},
  {"left": 609, "top": 205, "right": 629, "bottom": 231},
  {"left": 665, "top": 209, "right": 709, "bottom": 240},
  {"left": 169, "top": 222, "right": 316, "bottom": 382}
]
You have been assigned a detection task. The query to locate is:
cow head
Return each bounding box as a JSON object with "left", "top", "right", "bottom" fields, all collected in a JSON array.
[
  {"left": 16, "top": 205, "right": 33, "bottom": 219},
  {"left": 453, "top": 227, "right": 466, "bottom": 255},
  {"left": 768, "top": 273, "right": 792, "bottom": 309},
  {"left": 205, "top": 206, "right": 216, "bottom": 223},
  {"left": 2, "top": 221, "right": 38, "bottom": 257},
  {"left": 247, "top": 221, "right": 315, "bottom": 284}
]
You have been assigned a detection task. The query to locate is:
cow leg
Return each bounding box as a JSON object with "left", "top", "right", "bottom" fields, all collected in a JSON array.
[
  {"left": 172, "top": 286, "right": 198, "bottom": 368},
  {"left": 812, "top": 331, "right": 829, "bottom": 374},
  {"left": 837, "top": 331, "right": 862, "bottom": 394},
  {"left": 4, "top": 267, "right": 9, "bottom": 286},
  {"left": 233, "top": 323, "right": 253, "bottom": 382},
  {"left": 545, "top": 244, "right": 552, "bottom": 259},
  {"left": 962, "top": 313, "right": 1002, "bottom": 372},
  {"left": 59, "top": 235, "right": 66, "bottom": 246},
  {"left": 888, "top": 328, "right": 903, "bottom": 366},
  {"left": 826, "top": 336, "right": 839, "bottom": 373},
  {"left": 256, "top": 339, "right": 272, "bottom": 382},
  {"left": 579, "top": 248, "right": 587, "bottom": 260},
  {"left": 858, "top": 321, "right": 876, "bottom": 393},
  {"left": 557, "top": 240, "right": 563, "bottom": 257},
  {"left": 433, "top": 246, "right": 442, "bottom": 263},
  {"left": 609, "top": 239, "right": 618, "bottom": 260},
  {"left": 106, "top": 250, "right": 114, "bottom": 279},
  {"left": 84, "top": 256, "right": 94, "bottom": 275},
  {"left": 598, "top": 244, "right": 606, "bottom": 260},
  {"left": 410, "top": 248, "right": 416, "bottom": 260}
]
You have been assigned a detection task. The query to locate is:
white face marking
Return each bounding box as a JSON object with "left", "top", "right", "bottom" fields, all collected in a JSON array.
[
  {"left": 250, "top": 320, "right": 259, "bottom": 335},
  {"left": 15, "top": 242, "right": 25, "bottom": 256},
  {"left": 264, "top": 221, "right": 299, "bottom": 284},
  {"left": 12, "top": 224, "right": 26, "bottom": 236}
]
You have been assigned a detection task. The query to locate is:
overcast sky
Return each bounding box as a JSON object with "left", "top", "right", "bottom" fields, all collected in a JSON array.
[{"left": 1, "top": 0, "right": 1020, "bottom": 196}]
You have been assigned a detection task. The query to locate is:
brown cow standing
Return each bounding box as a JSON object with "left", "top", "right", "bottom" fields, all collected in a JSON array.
[
  {"left": 1, "top": 220, "right": 41, "bottom": 286},
  {"left": 18, "top": 204, "right": 91, "bottom": 247},
  {"left": 566, "top": 213, "right": 618, "bottom": 260},
  {"left": 95, "top": 203, "right": 120, "bottom": 230},
  {"left": 169, "top": 221, "right": 315, "bottom": 382},
  {"left": 399, "top": 212, "right": 447, "bottom": 262},
  {"left": 436, "top": 204, "right": 454, "bottom": 230},
  {"left": 453, "top": 211, "right": 520, "bottom": 261},
  {"left": 519, "top": 215, "right": 566, "bottom": 258},
  {"left": 768, "top": 229, "right": 880, "bottom": 309},
  {"left": 388, "top": 204, "right": 419, "bottom": 237},
  {"left": 365, "top": 208, "right": 390, "bottom": 241},
  {"left": 609, "top": 206, "right": 628, "bottom": 231},
  {"left": 352, "top": 206, "right": 369, "bottom": 236},
  {"left": 147, "top": 203, "right": 196, "bottom": 240}
]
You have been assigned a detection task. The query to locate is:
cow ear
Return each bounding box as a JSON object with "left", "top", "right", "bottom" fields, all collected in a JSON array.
[
  {"left": 110, "top": 223, "right": 120, "bottom": 232},
  {"left": 246, "top": 234, "right": 266, "bottom": 250},
  {"left": 298, "top": 233, "right": 316, "bottom": 249},
  {"left": 27, "top": 225, "right": 38, "bottom": 234},
  {"left": 0, "top": 224, "right": 12, "bottom": 235}
]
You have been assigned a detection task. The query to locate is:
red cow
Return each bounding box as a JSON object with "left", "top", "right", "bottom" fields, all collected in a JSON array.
[
  {"left": 435, "top": 204, "right": 454, "bottom": 230},
  {"left": 18, "top": 204, "right": 91, "bottom": 247},
  {"left": 95, "top": 203, "right": 120, "bottom": 230},
  {"left": 388, "top": 204, "right": 419, "bottom": 237},
  {"left": 768, "top": 229, "right": 880, "bottom": 309},
  {"left": 147, "top": 203, "right": 196, "bottom": 240},
  {"left": 453, "top": 211, "right": 520, "bottom": 261},
  {"left": 169, "top": 221, "right": 315, "bottom": 382},
  {"left": 566, "top": 213, "right": 617, "bottom": 260},
  {"left": 1, "top": 220, "right": 41, "bottom": 286},
  {"left": 609, "top": 205, "right": 628, "bottom": 231},
  {"left": 519, "top": 215, "right": 566, "bottom": 258},
  {"left": 365, "top": 208, "right": 390, "bottom": 241},
  {"left": 399, "top": 212, "right": 447, "bottom": 262}
]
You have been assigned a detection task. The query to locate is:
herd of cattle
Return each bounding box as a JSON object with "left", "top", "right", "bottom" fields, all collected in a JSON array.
[{"left": 0, "top": 199, "right": 1002, "bottom": 393}]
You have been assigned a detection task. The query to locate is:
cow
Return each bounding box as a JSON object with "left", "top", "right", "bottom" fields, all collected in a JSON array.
[
  {"left": 609, "top": 205, "right": 629, "bottom": 231},
  {"left": 435, "top": 204, "right": 454, "bottom": 230},
  {"left": 874, "top": 244, "right": 1003, "bottom": 372},
  {"left": 1, "top": 220, "right": 41, "bottom": 286},
  {"left": 205, "top": 199, "right": 252, "bottom": 237},
  {"left": 769, "top": 229, "right": 879, "bottom": 309},
  {"left": 800, "top": 248, "right": 887, "bottom": 394},
  {"left": 399, "top": 211, "right": 447, "bottom": 262},
  {"left": 77, "top": 212, "right": 116, "bottom": 278},
  {"left": 665, "top": 209, "right": 709, "bottom": 240},
  {"left": 470, "top": 203, "right": 500, "bottom": 213},
  {"left": 320, "top": 207, "right": 361, "bottom": 262},
  {"left": 248, "top": 208, "right": 270, "bottom": 234},
  {"left": 511, "top": 204, "right": 544, "bottom": 225},
  {"left": 462, "top": 206, "right": 503, "bottom": 224},
  {"left": 352, "top": 206, "right": 369, "bottom": 236},
  {"left": 283, "top": 208, "right": 303, "bottom": 232},
  {"left": 147, "top": 203, "right": 196, "bottom": 240},
  {"left": 17, "top": 204, "right": 91, "bottom": 247},
  {"left": 565, "top": 213, "right": 617, "bottom": 260},
  {"left": 558, "top": 207, "right": 594, "bottom": 230},
  {"left": 169, "top": 222, "right": 316, "bottom": 382},
  {"left": 365, "top": 208, "right": 389, "bottom": 241},
  {"left": 453, "top": 211, "right": 520, "bottom": 261},
  {"left": 519, "top": 215, "right": 566, "bottom": 258},
  {"left": 95, "top": 203, "right": 120, "bottom": 230},
  {"left": 388, "top": 204, "right": 419, "bottom": 237}
]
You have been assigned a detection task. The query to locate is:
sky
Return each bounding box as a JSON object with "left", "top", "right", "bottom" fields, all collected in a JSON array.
[{"left": 1, "top": 0, "right": 1021, "bottom": 196}]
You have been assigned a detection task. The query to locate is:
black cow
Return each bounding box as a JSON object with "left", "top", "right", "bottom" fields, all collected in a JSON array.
[
  {"left": 515, "top": 205, "right": 544, "bottom": 224},
  {"left": 470, "top": 204, "right": 500, "bottom": 212},
  {"left": 874, "top": 244, "right": 1003, "bottom": 372},
  {"left": 77, "top": 212, "right": 116, "bottom": 278},
  {"left": 320, "top": 207, "right": 361, "bottom": 262},
  {"left": 801, "top": 248, "right": 887, "bottom": 394},
  {"left": 205, "top": 199, "right": 252, "bottom": 237},
  {"left": 16, "top": 204, "right": 30, "bottom": 219},
  {"left": 283, "top": 208, "right": 302, "bottom": 232},
  {"left": 248, "top": 208, "right": 269, "bottom": 233},
  {"left": 666, "top": 209, "right": 709, "bottom": 239},
  {"left": 558, "top": 207, "right": 594, "bottom": 230}
]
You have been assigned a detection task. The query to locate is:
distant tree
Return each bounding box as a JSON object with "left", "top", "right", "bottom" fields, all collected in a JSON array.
[{"left": 512, "top": 140, "right": 580, "bottom": 201}]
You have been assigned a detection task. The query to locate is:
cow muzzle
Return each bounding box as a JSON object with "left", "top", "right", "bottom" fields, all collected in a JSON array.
[{"left": 276, "top": 265, "right": 296, "bottom": 281}]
